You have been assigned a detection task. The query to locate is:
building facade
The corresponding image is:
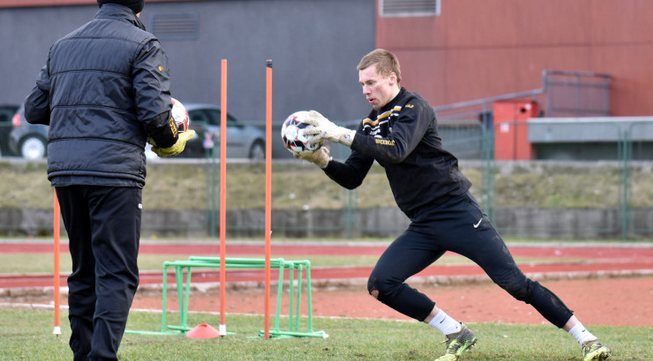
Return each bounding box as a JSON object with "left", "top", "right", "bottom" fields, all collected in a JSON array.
[{"left": 2, "top": 0, "right": 652, "bottom": 158}]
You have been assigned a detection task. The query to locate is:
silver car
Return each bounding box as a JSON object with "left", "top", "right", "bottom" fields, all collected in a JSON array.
[
  {"left": 11, "top": 103, "right": 267, "bottom": 160},
  {"left": 8, "top": 104, "right": 49, "bottom": 160},
  {"left": 171, "top": 103, "right": 266, "bottom": 160}
]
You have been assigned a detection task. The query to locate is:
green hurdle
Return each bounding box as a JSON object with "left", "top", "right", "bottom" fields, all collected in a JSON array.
[
  {"left": 187, "top": 256, "right": 327, "bottom": 339},
  {"left": 127, "top": 256, "right": 327, "bottom": 338}
]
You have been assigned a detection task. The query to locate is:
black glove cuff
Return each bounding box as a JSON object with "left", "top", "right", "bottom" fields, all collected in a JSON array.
[{"left": 147, "top": 112, "right": 178, "bottom": 148}]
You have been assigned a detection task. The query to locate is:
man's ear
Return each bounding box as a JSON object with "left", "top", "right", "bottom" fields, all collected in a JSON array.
[{"left": 389, "top": 72, "right": 397, "bottom": 85}]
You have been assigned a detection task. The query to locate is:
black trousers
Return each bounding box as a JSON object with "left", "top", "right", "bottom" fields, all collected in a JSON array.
[
  {"left": 367, "top": 192, "right": 574, "bottom": 328},
  {"left": 56, "top": 185, "right": 141, "bottom": 361}
]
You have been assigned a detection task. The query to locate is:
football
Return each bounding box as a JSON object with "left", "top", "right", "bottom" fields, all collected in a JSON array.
[
  {"left": 171, "top": 97, "right": 190, "bottom": 132},
  {"left": 281, "top": 111, "right": 323, "bottom": 156}
]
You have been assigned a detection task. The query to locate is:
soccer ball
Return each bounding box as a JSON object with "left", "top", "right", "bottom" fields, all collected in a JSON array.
[
  {"left": 281, "top": 111, "right": 323, "bottom": 156},
  {"left": 171, "top": 97, "right": 190, "bottom": 132}
]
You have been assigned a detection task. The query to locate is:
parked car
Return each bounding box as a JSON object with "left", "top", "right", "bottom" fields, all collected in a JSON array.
[
  {"left": 9, "top": 104, "right": 49, "bottom": 160},
  {"left": 10, "top": 103, "right": 266, "bottom": 160},
  {"left": 179, "top": 103, "right": 266, "bottom": 160},
  {"left": 0, "top": 104, "right": 19, "bottom": 156}
]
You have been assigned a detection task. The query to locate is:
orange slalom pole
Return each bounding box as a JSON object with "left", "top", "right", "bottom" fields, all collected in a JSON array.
[
  {"left": 219, "top": 59, "right": 228, "bottom": 336},
  {"left": 53, "top": 190, "right": 61, "bottom": 335},
  {"left": 264, "top": 59, "right": 273, "bottom": 339}
]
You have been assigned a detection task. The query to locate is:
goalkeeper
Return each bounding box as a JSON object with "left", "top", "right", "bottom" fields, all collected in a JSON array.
[{"left": 298, "top": 49, "right": 610, "bottom": 361}]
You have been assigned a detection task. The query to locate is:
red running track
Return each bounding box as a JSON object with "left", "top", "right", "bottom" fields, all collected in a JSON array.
[{"left": 1, "top": 241, "right": 652, "bottom": 290}]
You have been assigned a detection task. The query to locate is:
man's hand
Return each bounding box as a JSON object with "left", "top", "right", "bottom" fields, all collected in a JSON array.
[
  {"left": 295, "top": 146, "right": 331, "bottom": 169},
  {"left": 303, "top": 110, "right": 356, "bottom": 147},
  {"left": 151, "top": 130, "right": 196, "bottom": 157}
]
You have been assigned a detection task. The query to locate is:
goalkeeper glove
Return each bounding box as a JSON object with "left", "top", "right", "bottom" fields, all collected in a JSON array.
[
  {"left": 295, "top": 146, "right": 331, "bottom": 169},
  {"left": 151, "top": 130, "right": 196, "bottom": 157},
  {"left": 302, "top": 110, "right": 356, "bottom": 147}
]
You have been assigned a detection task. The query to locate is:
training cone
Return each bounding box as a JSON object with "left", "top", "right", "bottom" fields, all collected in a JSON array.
[{"left": 186, "top": 323, "right": 221, "bottom": 339}]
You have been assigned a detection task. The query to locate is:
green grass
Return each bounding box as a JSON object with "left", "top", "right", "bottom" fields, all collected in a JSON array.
[
  {"left": 1, "top": 237, "right": 650, "bottom": 360},
  {"left": 0, "top": 308, "right": 650, "bottom": 360},
  {"left": 0, "top": 253, "right": 383, "bottom": 274},
  {"left": 0, "top": 251, "right": 588, "bottom": 275},
  {"left": 2, "top": 160, "right": 653, "bottom": 210}
]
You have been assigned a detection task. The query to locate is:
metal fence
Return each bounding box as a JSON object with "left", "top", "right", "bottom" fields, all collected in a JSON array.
[
  {"left": 450, "top": 118, "right": 652, "bottom": 240},
  {"left": 1, "top": 120, "right": 652, "bottom": 240},
  {"left": 152, "top": 119, "right": 652, "bottom": 240}
]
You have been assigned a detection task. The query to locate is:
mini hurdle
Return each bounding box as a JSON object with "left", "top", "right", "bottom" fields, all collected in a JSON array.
[
  {"left": 125, "top": 256, "right": 327, "bottom": 338},
  {"left": 187, "top": 256, "right": 326, "bottom": 339}
]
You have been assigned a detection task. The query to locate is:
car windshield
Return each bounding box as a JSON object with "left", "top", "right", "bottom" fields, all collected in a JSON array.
[{"left": 188, "top": 108, "right": 237, "bottom": 127}]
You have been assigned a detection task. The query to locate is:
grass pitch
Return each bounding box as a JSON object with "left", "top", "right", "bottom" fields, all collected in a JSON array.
[
  {"left": 0, "top": 250, "right": 585, "bottom": 275},
  {"left": 0, "top": 307, "right": 650, "bottom": 360}
]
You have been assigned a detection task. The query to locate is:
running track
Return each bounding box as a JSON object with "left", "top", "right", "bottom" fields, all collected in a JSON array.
[{"left": 1, "top": 241, "right": 652, "bottom": 290}]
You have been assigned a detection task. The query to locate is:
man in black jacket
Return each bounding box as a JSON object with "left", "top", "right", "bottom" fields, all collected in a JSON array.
[
  {"left": 299, "top": 49, "right": 611, "bottom": 361},
  {"left": 23, "top": 1, "right": 194, "bottom": 360}
]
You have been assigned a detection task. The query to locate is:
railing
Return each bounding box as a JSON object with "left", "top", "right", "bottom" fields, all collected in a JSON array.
[{"left": 433, "top": 70, "right": 611, "bottom": 125}]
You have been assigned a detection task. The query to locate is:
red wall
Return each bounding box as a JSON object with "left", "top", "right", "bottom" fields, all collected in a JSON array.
[
  {"left": 376, "top": 0, "right": 653, "bottom": 116},
  {"left": 0, "top": 0, "right": 203, "bottom": 8}
]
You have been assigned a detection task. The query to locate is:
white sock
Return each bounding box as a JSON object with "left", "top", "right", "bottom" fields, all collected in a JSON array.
[
  {"left": 568, "top": 322, "right": 598, "bottom": 345},
  {"left": 427, "top": 310, "right": 462, "bottom": 335}
]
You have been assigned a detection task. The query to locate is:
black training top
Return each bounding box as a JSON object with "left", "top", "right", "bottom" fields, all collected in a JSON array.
[{"left": 323, "top": 87, "right": 471, "bottom": 219}]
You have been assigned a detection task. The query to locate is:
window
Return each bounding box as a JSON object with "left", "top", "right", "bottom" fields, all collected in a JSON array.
[
  {"left": 380, "top": 0, "right": 440, "bottom": 17},
  {"left": 188, "top": 110, "right": 209, "bottom": 125}
]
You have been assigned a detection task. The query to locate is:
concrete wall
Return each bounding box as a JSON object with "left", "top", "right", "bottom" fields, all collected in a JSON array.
[
  {"left": 4, "top": 206, "right": 651, "bottom": 240},
  {"left": 0, "top": 0, "right": 376, "bottom": 157}
]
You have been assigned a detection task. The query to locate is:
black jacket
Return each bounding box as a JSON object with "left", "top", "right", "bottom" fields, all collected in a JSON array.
[
  {"left": 24, "top": 4, "right": 177, "bottom": 187},
  {"left": 323, "top": 87, "right": 472, "bottom": 219}
]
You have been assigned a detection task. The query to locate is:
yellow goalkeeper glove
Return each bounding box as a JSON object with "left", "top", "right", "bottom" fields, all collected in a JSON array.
[{"left": 151, "top": 130, "right": 196, "bottom": 157}]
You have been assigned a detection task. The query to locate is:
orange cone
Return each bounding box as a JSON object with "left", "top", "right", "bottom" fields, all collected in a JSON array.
[{"left": 186, "top": 323, "right": 221, "bottom": 339}]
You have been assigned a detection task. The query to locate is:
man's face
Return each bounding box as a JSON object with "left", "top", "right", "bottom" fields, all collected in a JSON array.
[{"left": 358, "top": 65, "right": 398, "bottom": 110}]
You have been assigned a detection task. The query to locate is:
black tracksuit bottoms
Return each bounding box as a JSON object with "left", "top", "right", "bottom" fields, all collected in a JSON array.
[
  {"left": 56, "top": 185, "right": 141, "bottom": 361},
  {"left": 367, "top": 192, "right": 574, "bottom": 328}
]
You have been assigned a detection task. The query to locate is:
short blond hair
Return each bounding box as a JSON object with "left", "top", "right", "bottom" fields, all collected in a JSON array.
[{"left": 356, "top": 49, "right": 401, "bottom": 83}]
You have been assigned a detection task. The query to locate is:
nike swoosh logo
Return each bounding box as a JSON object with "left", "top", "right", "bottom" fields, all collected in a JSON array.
[{"left": 473, "top": 218, "right": 482, "bottom": 228}]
